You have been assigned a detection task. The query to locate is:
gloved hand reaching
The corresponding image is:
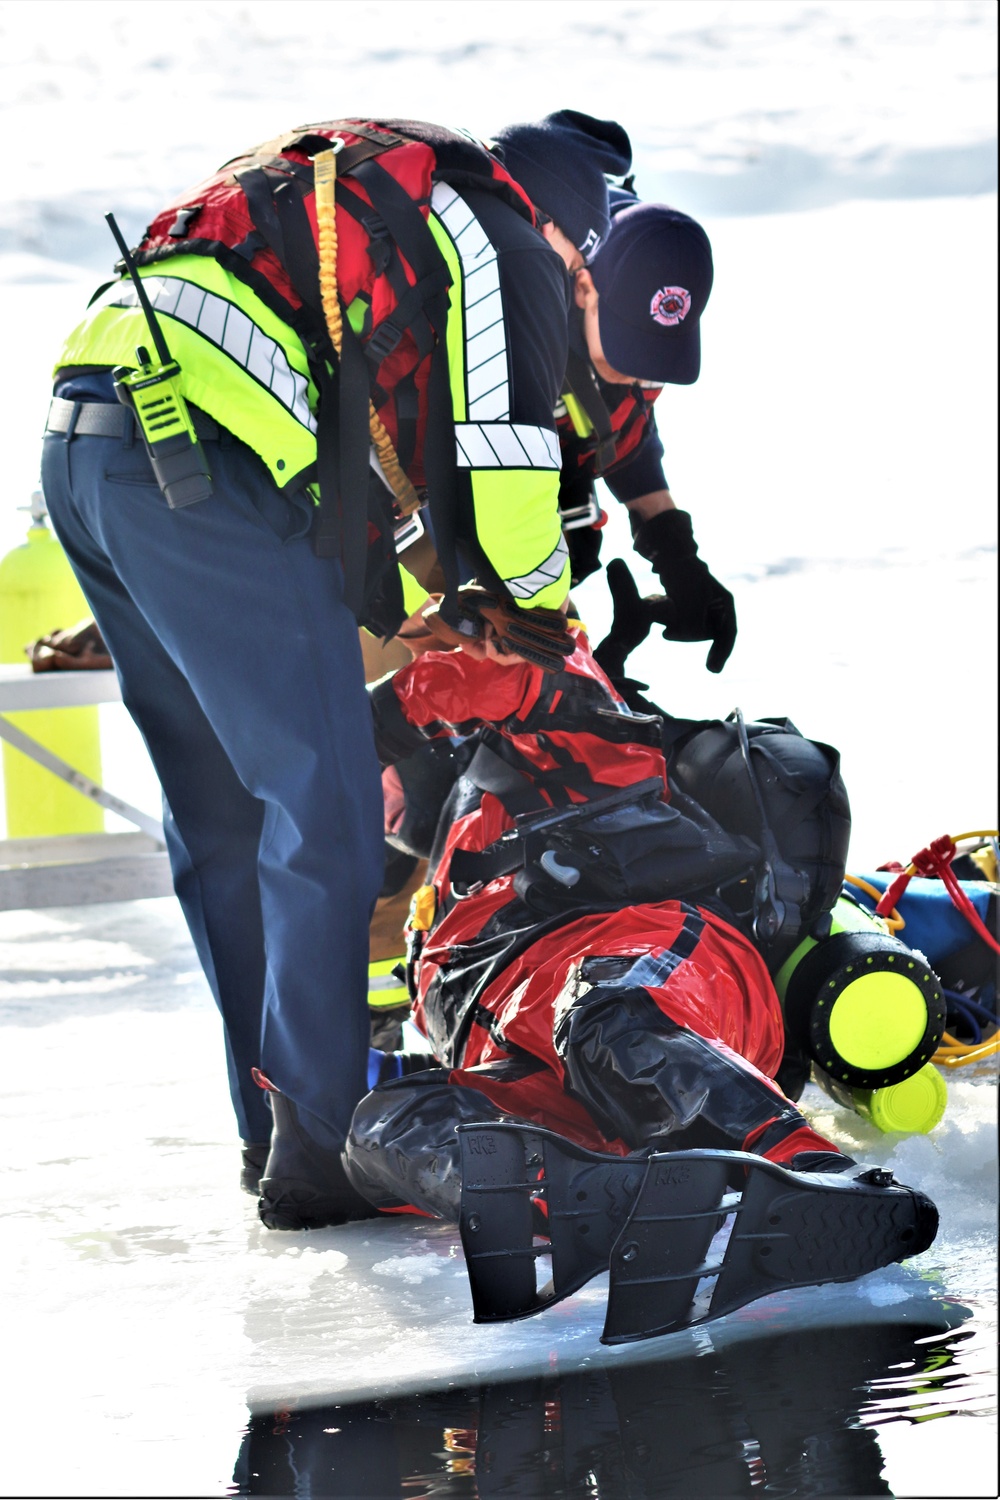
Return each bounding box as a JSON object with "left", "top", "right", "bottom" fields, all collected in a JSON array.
[
  {"left": 592, "top": 558, "right": 655, "bottom": 681},
  {"left": 422, "top": 585, "right": 575, "bottom": 673},
  {"left": 632, "top": 508, "right": 737, "bottom": 673}
]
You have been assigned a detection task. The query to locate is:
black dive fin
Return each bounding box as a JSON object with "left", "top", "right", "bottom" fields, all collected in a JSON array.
[
  {"left": 602, "top": 1152, "right": 939, "bottom": 1344},
  {"left": 458, "top": 1122, "right": 647, "bottom": 1322},
  {"left": 602, "top": 1152, "right": 737, "bottom": 1343},
  {"left": 705, "top": 1159, "right": 939, "bottom": 1323},
  {"left": 458, "top": 1133, "right": 938, "bottom": 1342}
]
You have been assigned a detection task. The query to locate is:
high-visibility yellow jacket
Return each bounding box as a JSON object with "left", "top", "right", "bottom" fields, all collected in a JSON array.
[{"left": 56, "top": 120, "right": 571, "bottom": 624}]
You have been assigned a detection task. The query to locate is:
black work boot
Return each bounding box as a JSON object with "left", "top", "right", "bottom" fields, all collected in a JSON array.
[
  {"left": 258, "top": 1091, "right": 379, "bottom": 1231},
  {"left": 240, "top": 1141, "right": 270, "bottom": 1196}
]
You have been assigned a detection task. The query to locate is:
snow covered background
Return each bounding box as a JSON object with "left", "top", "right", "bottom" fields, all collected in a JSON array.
[
  {"left": 1, "top": 0, "right": 996, "bottom": 859},
  {"left": 0, "top": 2, "right": 996, "bottom": 1495}
]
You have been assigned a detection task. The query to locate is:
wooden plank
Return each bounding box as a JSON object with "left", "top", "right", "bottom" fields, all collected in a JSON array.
[{"left": 0, "top": 851, "right": 173, "bottom": 911}]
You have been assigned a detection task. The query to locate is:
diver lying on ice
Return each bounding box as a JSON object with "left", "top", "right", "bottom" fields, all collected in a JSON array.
[{"left": 341, "top": 579, "right": 940, "bottom": 1343}]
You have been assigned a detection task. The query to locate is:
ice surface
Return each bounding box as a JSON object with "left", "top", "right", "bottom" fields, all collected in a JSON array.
[
  {"left": 1, "top": 895, "right": 995, "bottom": 1494},
  {"left": 0, "top": 2, "right": 996, "bottom": 1493}
]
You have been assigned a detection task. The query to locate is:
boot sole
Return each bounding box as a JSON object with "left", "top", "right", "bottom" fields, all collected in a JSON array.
[{"left": 258, "top": 1176, "right": 377, "bottom": 1231}]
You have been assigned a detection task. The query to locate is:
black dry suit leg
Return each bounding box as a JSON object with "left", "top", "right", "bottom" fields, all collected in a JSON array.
[
  {"left": 457, "top": 1123, "right": 939, "bottom": 1344},
  {"left": 344, "top": 1071, "right": 516, "bottom": 1219},
  {"left": 553, "top": 976, "right": 807, "bottom": 1159}
]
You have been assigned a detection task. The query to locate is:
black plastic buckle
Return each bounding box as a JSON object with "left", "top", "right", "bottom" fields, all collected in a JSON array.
[{"left": 365, "top": 319, "right": 403, "bottom": 365}]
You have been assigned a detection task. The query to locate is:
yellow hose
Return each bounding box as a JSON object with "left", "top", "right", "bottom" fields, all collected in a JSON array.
[
  {"left": 313, "top": 146, "right": 421, "bottom": 517},
  {"left": 934, "top": 1031, "right": 999, "bottom": 1068},
  {"left": 843, "top": 873, "right": 904, "bottom": 932}
]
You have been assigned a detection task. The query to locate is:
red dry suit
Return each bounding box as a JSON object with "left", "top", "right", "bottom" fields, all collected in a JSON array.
[{"left": 346, "top": 633, "right": 841, "bottom": 1219}]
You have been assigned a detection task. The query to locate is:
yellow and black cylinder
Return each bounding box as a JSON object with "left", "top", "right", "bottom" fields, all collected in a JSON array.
[
  {"left": 774, "top": 896, "right": 947, "bottom": 1092},
  {"left": 812, "top": 1060, "right": 948, "bottom": 1135}
]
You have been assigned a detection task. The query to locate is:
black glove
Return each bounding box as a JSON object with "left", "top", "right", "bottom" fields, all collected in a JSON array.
[
  {"left": 592, "top": 558, "right": 654, "bottom": 680},
  {"left": 632, "top": 508, "right": 737, "bottom": 673},
  {"left": 564, "top": 522, "right": 603, "bottom": 587}
]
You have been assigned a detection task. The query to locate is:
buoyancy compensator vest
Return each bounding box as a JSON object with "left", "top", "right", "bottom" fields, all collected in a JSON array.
[
  {"left": 128, "top": 120, "right": 537, "bottom": 630},
  {"left": 668, "top": 711, "right": 852, "bottom": 963},
  {"left": 444, "top": 745, "right": 758, "bottom": 918}
]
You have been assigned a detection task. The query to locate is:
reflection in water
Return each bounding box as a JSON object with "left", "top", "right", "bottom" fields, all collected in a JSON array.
[{"left": 231, "top": 1310, "right": 981, "bottom": 1497}]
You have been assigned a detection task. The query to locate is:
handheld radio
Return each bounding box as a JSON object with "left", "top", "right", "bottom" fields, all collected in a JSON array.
[{"left": 105, "top": 213, "right": 213, "bottom": 508}]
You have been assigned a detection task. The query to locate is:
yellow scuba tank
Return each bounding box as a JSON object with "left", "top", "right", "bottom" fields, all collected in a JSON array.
[
  {"left": 774, "top": 893, "right": 949, "bottom": 1133},
  {"left": 0, "top": 489, "right": 104, "bottom": 837}
]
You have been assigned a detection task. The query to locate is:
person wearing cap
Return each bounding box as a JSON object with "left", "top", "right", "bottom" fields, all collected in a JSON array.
[
  {"left": 358, "top": 109, "right": 640, "bottom": 1054},
  {"left": 572, "top": 191, "right": 738, "bottom": 678},
  {"left": 492, "top": 123, "right": 737, "bottom": 676},
  {"left": 39, "top": 117, "right": 580, "bottom": 1234}
]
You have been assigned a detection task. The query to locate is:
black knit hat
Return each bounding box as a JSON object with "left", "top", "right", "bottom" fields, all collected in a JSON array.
[
  {"left": 591, "top": 202, "right": 714, "bottom": 384},
  {"left": 494, "top": 110, "right": 631, "bottom": 263}
]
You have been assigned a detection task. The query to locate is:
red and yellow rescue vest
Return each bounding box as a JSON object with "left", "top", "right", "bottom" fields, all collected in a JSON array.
[{"left": 57, "top": 120, "right": 570, "bottom": 626}]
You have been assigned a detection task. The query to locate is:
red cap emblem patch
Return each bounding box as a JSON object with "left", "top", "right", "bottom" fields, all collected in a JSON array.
[{"left": 650, "top": 286, "right": 692, "bottom": 327}]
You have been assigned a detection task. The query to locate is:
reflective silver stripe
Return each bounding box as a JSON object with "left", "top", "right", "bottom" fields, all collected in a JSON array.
[
  {"left": 102, "top": 277, "right": 317, "bottom": 433},
  {"left": 454, "top": 422, "right": 560, "bottom": 470},
  {"left": 430, "top": 182, "right": 509, "bottom": 421},
  {"left": 504, "top": 535, "right": 570, "bottom": 599}
]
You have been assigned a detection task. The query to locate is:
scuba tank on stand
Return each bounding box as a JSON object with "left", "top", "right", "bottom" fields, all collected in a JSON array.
[{"left": 0, "top": 489, "right": 104, "bottom": 838}]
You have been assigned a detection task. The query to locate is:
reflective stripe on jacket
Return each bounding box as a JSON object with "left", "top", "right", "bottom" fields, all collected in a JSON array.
[{"left": 57, "top": 255, "right": 319, "bottom": 489}]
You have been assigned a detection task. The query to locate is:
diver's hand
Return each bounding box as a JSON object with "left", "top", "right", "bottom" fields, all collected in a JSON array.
[{"left": 592, "top": 558, "right": 655, "bottom": 680}]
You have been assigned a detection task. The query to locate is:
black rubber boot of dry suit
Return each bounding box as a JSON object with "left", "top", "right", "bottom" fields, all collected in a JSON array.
[
  {"left": 258, "top": 1092, "right": 380, "bottom": 1230},
  {"left": 240, "top": 1141, "right": 270, "bottom": 1196}
]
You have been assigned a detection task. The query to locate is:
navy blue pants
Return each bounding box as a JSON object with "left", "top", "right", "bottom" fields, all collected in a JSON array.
[{"left": 41, "top": 422, "right": 384, "bottom": 1146}]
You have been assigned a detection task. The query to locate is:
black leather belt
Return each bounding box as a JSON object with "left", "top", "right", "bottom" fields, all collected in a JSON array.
[{"left": 45, "top": 396, "right": 221, "bottom": 441}]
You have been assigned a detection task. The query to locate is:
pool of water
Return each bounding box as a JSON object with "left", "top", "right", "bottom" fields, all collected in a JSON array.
[{"left": 229, "top": 1309, "right": 995, "bottom": 1497}]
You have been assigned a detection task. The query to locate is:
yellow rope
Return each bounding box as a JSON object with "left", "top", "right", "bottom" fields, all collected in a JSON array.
[
  {"left": 934, "top": 1030, "right": 1000, "bottom": 1067},
  {"left": 843, "top": 873, "right": 904, "bottom": 932},
  {"left": 313, "top": 146, "right": 421, "bottom": 516}
]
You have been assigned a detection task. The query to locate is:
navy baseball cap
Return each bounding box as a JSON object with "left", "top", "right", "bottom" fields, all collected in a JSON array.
[{"left": 590, "top": 202, "right": 714, "bottom": 384}]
